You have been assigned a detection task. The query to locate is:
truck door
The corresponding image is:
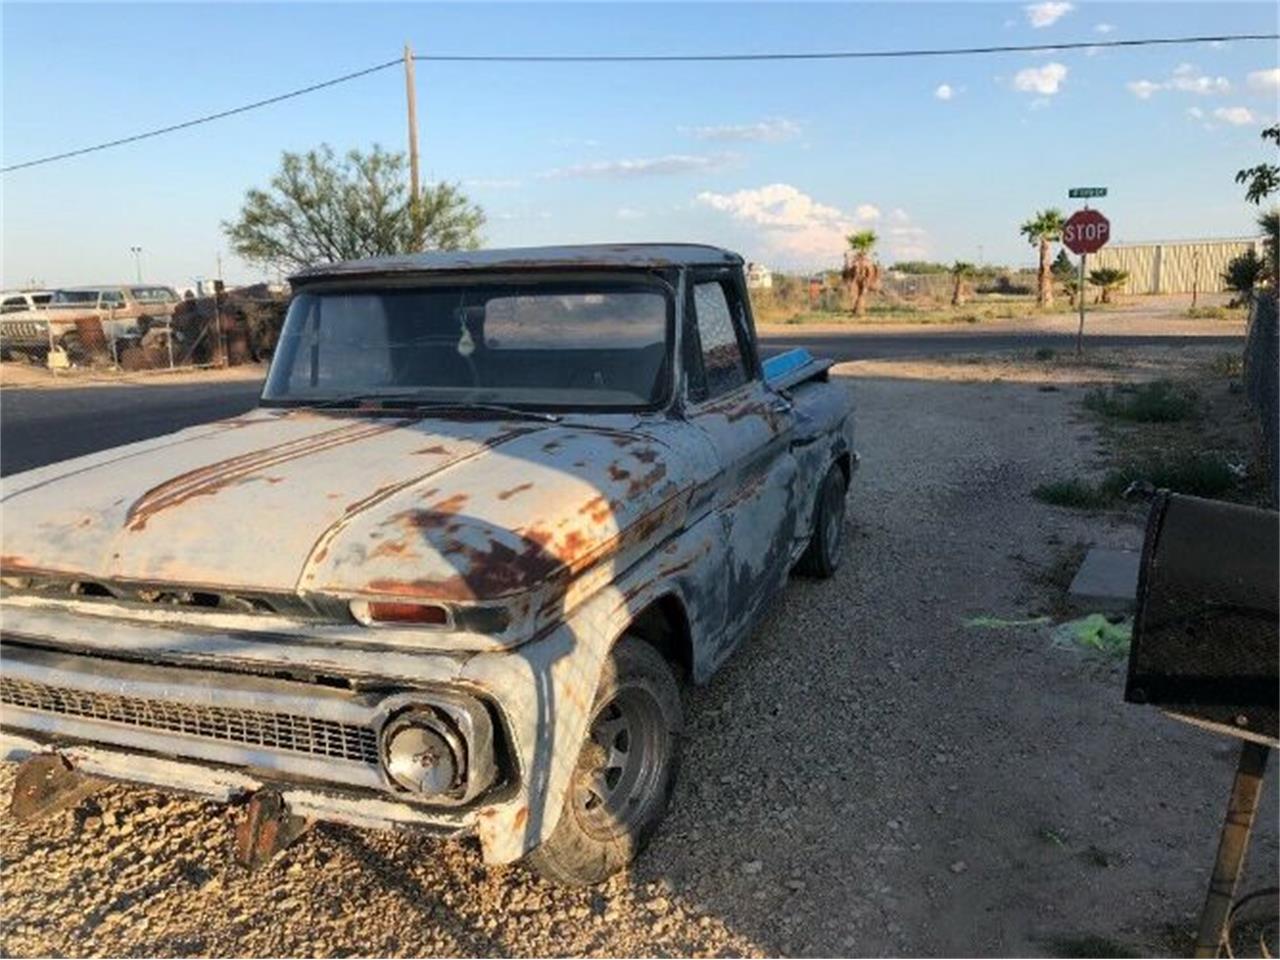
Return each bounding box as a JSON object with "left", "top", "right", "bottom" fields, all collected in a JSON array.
[{"left": 682, "top": 268, "right": 799, "bottom": 652}]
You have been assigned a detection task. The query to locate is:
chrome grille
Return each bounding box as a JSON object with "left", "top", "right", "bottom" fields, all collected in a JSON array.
[{"left": 0, "top": 676, "right": 379, "bottom": 766}]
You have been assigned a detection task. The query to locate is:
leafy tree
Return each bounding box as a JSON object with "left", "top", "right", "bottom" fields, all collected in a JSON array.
[
  {"left": 224, "top": 144, "right": 484, "bottom": 271},
  {"left": 1259, "top": 207, "right": 1279, "bottom": 285},
  {"left": 1019, "top": 209, "right": 1066, "bottom": 307},
  {"left": 1236, "top": 124, "right": 1280, "bottom": 205},
  {"left": 841, "top": 231, "right": 880, "bottom": 316},
  {"left": 1087, "top": 267, "right": 1129, "bottom": 304},
  {"left": 1051, "top": 249, "right": 1076, "bottom": 281},
  {"left": 1223, "top": 249, "right": 1267, "bottom": 305},
  {"left": 950, "top": 261, "right": 975, "bottom": 306}
]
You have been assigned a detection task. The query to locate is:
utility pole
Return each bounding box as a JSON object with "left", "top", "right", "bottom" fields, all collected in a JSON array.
[
  {"left": 404, "top": 43, "right": 421, "bottom": 203},
  {"left": 130, "top": 246, "right": 142, "bottom": 283}
]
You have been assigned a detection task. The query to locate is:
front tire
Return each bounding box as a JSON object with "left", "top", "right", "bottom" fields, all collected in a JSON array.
[
  {"left": 795, "top": 463, "right": 848, "bottom": 578},
  {"left": 528, "top": 635, "right": 682, "bottom": 885}
]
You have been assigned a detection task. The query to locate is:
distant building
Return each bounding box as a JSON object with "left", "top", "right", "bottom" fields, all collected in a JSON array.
[
  {"left": 1090, "top": 236, "right": 1266, "bottom": 294},
  {"left": 745, "top": 262, "right": 773, "bottom": 289}
]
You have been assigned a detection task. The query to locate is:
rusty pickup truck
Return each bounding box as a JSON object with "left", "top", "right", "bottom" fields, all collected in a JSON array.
[{"left": 0, "top": 244, "right": 856, "bottom": 884}]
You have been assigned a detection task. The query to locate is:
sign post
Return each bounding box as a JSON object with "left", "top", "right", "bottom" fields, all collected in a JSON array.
[{"left": 1062, "top": 206, "right": 1112, "bottom": 356}]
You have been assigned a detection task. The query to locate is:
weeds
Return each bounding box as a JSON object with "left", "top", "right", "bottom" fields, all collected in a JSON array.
[
  {"left": 1035, "top": 452, "right": 1238, "bottom": 508},
  {"left": 1082, "top": 381, "right": 1197, "bottom": 423},
  {"left": 1100, "top": 453, "right": 1237, "bottom": 499},
  {"left": 1034, "top": 347, "right": 1056, "bottom": 361},
  {"left": 1032, "top": 479, "right": 1112, "bottom": 509},
  {"left": 1185, "top": 305, "right": 1244, "bottom": 320},
  {"left": 1210, "top": 352, "right": 1243, "bottom": 378}
]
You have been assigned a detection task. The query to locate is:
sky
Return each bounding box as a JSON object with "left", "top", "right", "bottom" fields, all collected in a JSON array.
[{"left": 2, "top": 1, "right": 1278, "bottom": 288}]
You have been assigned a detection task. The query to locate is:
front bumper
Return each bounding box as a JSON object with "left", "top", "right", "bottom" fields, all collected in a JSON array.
[
  {"left": 0, "top": 729, "right": 472, "bottom": 835},
  {"left": 0, "top": 607, "right": 507, "bottom": 830}
]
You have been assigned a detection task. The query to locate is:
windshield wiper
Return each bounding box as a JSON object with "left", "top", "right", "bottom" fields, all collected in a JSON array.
[
  {"left": 410, "top": 400, "right": 561, "bottom": 423},
  {"left": 296, "top": 393, "right": 560, "bottom": 422}
]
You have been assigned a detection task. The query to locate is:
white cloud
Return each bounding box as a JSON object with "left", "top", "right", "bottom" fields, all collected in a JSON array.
[
  {"left": 934, "top": 83, "right": 954, "bottom": 101},
  {"left": 1014, "top": 62, "right": 1068, "bottom": 95},
  {"left": 1187, "top": 106, "right": 1205, "bottom": 119},
  {"left": 541, "top": 153, "right": 733, "bottom": 179},
  {"left": 462, "top": 177, "right": 521, "bottom": 189},
  {"left": 1127, "top": 79, "right": 1162, "bottom": 100},
  {"left": 492, "top": 209, "right": 550, "bottom": 222},
  {"left": 1025, "top": 2, "right": 1073, "bottom": 28},
  {"left": 1127, "top": 64, "right": 1230, "bottom": 99},
  {"left": 1094, "top": 22, "right": 1115, "bottom": 33},
  {"left": 1029, "top": 97, "right": 1052, "bottom": 111},
  {"left": 684, "top": 118, "right": 801, "bottom": 142},
  {"left": 615, "top": 207, "right": 646, "bottom": 220},
  {"left": 887, "top": 225, "right": 930, "bottom": 260},
  {"left": 1214, "top": 106, "right": 1257, "bottom": 126},
  {"left": 1170, "top": 63, "right": 1230, "bottom": 95},
  {"left": 1247, "top": 68, "right": 1280, "bottom": 93},
  {"left": 694, "top": 183, "right": 909, "bottom": 266}
]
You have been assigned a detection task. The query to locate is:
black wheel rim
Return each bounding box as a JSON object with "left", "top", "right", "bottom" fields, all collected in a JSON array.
[{"left": 573, "top": 687, "right": 667, "bottom": 840}]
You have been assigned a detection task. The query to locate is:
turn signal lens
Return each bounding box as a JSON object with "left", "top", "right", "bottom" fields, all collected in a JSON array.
[{"left": 350, "top": 600, "right": 449, "bottom": 626}]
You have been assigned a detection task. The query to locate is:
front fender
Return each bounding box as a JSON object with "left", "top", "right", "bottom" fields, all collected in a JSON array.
[{"left": 460, "top": 521, "right": 719, "bottom": 864}]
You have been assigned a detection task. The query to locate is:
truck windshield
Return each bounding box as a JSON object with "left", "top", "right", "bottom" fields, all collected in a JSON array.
[{"left": 262, "top": 277, "right": 673, "bottom": 411}]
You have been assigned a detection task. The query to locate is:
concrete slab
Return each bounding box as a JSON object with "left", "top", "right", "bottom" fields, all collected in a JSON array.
[{"left": 1068, "top": 547, "right": 1141, "bottom": 613}]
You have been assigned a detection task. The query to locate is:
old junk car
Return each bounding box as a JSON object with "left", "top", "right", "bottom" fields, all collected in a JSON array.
[{"left": 0, "top": 244, "right": 857, "bottom": 884}]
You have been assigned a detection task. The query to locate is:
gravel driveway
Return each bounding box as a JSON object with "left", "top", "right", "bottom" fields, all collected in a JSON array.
[{"left": 3, "top": 364, "right": 1276, "bottom": 957}]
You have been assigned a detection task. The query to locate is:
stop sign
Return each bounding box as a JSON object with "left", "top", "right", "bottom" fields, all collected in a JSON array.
[{"left": 1062, "top": 208, "right": 1110, "bottom": 255}]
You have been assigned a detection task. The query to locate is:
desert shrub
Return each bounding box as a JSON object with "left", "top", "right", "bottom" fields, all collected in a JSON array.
[{"left": 1082, "top": 381, "right": 1197, "bottom": 422}]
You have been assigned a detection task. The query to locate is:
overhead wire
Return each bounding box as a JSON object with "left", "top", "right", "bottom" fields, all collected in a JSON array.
[{"left": 4, "top": 34, "right": 1276, "bottom": 173}]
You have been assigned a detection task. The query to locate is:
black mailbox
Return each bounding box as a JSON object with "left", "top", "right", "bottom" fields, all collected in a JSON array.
[{"left": 1126, "top": 491, "right": 1279, "bottom": 743}]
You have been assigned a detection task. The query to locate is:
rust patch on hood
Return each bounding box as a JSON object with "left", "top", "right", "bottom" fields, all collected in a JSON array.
[
  {"left": 124, "top": 420, "right": 411, "bottom": 531},
  {"left": 497, "top": 483, "right": 534, "bottom": 501}
]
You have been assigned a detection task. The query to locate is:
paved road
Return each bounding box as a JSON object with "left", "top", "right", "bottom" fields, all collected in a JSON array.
[{"left": 0, "top": 328, "right": 1243, "bottom": 476}]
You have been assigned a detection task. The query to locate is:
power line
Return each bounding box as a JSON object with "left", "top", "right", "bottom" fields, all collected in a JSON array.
[
  {"left": 1, "top": 58, "right": 401, "bottom": 173},
  {"left": 3, "top": 34, "right": 1275, "bottom": 173},
  {"left": 415, "top": 34, "right": 1278, "bottom": 62}
]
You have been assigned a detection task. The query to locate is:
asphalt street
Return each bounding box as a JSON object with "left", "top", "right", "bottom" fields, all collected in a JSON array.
[{"left": 0, "top": 328, "right": 1244, "bottom": 476}]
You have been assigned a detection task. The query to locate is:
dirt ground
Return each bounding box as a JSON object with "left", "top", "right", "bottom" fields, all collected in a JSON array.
[
  {"left": 0, "top": 361, "right": 267, "bottom": 390},
  {"left": 1, "top": 347, "right": 1276, "bottom": 957},
  {"left": 757, "top": 293, "right": 1246, "bottom": 336}
]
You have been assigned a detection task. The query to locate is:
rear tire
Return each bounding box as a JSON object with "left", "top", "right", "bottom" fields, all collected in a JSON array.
[
  {"left": 795, "top": 463, "right": 848, "bottom": 578},
  {"left": 527, "top": 635, "right": 682, "bottom": 885}
]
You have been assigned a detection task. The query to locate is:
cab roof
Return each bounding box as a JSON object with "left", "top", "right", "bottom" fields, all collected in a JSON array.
[{"left": 291, "top": 243, "right": 743, "bottom": 283}]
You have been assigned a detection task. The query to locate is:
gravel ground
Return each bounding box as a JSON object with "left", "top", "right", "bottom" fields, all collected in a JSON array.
[{"left": 2, "top": 358, "right": 1276, "bottom": 957}]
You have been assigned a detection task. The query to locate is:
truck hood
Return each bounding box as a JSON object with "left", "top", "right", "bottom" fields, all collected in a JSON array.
[{"left": 1, "top": 408, "right": 691, "bottom": 604}]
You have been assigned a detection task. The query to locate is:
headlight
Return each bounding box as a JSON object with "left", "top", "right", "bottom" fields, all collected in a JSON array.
[{"left": 381, "top": 709, "right": 466, "bottom": 796}]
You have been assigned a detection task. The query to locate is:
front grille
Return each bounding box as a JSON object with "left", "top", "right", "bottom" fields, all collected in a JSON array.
[{"left": 0, "top": 676, "right": 379, "bottom": 766}]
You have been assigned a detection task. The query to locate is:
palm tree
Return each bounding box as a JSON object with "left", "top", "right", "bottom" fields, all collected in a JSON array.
[
  {"left": 950, "top": 261, "right": 975, "bottom": 306},
  {"left": 1087, "top": 267, "right": 1129, "bottom": 304},
  {"left": 1019, "top": 209, "right": 1066, "bottom": 307},
  {"left": 842, "top": 230, "right": 880, "bottom": 316}
]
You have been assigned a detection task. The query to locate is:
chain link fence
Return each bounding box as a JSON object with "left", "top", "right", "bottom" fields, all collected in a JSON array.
[{"left": 1243, "top": 292, "right": 1278, "bottom": 508}]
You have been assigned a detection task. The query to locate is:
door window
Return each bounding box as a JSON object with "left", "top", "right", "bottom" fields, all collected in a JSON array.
[{"left": 689, "top": 280, "right": 750, "bottom": 401}]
